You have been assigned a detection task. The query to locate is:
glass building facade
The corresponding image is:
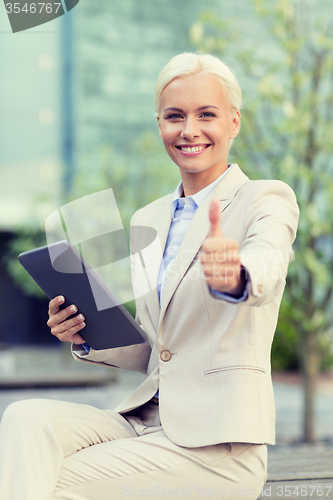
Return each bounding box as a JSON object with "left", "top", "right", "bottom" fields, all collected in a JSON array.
[{"left": 0, "top": 0, "right": 222, "bottom": 230}]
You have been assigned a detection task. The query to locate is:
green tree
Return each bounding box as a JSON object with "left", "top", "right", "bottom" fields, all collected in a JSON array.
[
  {"left": 4, "top": 130, "right": 179, "bottom": 317},
  {"left": 191, "top": 0, "right": 333, "bottom": 442}
]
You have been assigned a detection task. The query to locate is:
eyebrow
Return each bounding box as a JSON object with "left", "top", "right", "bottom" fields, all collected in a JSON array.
[
  {"left": 198, "top": 106, "right": 218, "bottom": 110},
  {"left": 163, "top": 105, "right": 218, "bottom": 113}
]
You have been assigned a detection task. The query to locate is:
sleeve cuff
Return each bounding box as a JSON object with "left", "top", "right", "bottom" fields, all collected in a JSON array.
[
  {"left": 209, "top": 280, "right": 249, "bottom": 303},
  {"left": 82, "top": 342, "right": 91, "bottom": 354}
]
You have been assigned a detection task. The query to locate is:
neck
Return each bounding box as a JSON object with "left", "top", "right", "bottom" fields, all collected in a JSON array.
[{"left": 181, "top": 165, "right": 228, "bottom": 197}]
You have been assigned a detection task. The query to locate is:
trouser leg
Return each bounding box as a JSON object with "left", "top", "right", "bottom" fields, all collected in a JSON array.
[
  {"left": 0, "top": 399, "right": 267, "bottom": 500},
  {"left": 0, "top": 398, "right": 137, "bottom": 500},
  {"left": 52, "top": 434, "right": 267, "bottom": 500},
  {"left": 51, "top": 403, "right": 267, "bottom": 500}
]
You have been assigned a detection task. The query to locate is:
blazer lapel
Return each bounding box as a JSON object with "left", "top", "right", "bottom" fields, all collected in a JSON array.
[
  {"left": 140, "top": 194, "right": 172, "bottom": 330},
  {"left": 158, "top": 164, "right": 249, "bottom": 330}
]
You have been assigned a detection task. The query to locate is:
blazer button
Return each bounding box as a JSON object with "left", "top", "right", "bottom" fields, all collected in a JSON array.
[{"left": 160, "top": 350, "right": 172, "bottom": 362}]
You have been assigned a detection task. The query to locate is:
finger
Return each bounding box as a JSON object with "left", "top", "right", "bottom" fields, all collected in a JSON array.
[
  {"left": 204, "top": 267, "right": 241, "bottom": 292},
  {"left": 49, "top": 312, "right": 85, "bottom": 333},
  {"left": 47, "top": 304, "right": 79, "bottom": 328},
  {"left": 205, "top": 277, "right": 236, "bottom": 292},
  {"left": 53, "top": 324, "right": 86, "bottom": 344},
  {"left": 208, "top": 199, "right": 223, "bottom": 238},
  {"left": 51, "top": 317, "right": 86, "bottom": 342},
  {"left": 202, "top": 263, "right": 239, "bottom": 279},
  {"left": 71, "top": 332, "right": 86, "bottom": 344},
  {"left": 200, "top": 246, "right": 240, "bottom": 262},
  {"left": 48, "top": 295, "right": 65, "bottom": 317}
]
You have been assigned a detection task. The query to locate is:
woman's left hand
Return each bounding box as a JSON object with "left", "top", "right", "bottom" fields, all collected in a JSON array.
[{"left": 200, "top": 199, "right": 245, "bottom": 297}]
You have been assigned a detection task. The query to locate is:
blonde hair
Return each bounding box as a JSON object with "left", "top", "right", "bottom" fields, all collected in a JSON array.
[{"left": 154, "top": 52, "right": 242, "bottom": 116}]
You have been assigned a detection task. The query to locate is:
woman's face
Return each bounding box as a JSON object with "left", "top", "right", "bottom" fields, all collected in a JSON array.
[{"left": 157, "top": 72, "right": 240, "bottom": 192}]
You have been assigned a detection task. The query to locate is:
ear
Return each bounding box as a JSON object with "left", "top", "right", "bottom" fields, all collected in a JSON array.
[
  {"left": 157, "top": 116, "right": 162, "bottom": 137},
  {"left": 229, "top": 110, "right": 241, "bottom": 139}
]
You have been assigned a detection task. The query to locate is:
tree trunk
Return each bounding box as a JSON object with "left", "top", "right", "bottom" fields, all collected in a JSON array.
[
  {"left": 302, "top": 363, "right": 316, "bottom": 442},
  {"left": 300, "top": 333, "right": 320, "bottom": 443}
]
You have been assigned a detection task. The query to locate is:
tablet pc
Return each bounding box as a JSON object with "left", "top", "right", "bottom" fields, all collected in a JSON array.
[{"left": 18, "top": 241, "right": 146, "bottom": 350}]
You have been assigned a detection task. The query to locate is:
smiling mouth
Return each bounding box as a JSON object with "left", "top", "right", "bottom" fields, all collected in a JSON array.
[{"left": 175, "top": 144, "right": 211, "bottom": 153}]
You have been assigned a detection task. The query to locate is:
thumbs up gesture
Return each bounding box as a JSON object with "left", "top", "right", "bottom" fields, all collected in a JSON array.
[{"left": 200, "top": 199, "right": 245, "bottom": 296}]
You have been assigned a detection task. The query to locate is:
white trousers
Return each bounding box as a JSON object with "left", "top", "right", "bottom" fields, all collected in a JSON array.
[{"left": 0, "top": 398, "right": 267, "bottom": 500}]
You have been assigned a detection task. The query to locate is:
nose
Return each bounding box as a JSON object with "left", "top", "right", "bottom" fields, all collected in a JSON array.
[{"left": 180, "top": 117, "right": 200, "bottom": 140}]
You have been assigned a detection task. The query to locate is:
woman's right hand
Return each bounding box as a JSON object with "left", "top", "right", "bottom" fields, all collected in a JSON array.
[{"left": 47, "top": 296, "right": 86, "bottom": 344}]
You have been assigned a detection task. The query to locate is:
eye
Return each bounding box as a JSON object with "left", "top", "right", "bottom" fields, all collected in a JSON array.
[
  {"left": 200, "top": 111, "right": 215, "bottom": 118},
  {"left": 165, "top": 113, "right": 183, "bottom": 120}
]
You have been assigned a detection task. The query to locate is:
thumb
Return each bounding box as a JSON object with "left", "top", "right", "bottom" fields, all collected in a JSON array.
[{"left": 208, "top": 199, "right": 223, "bottom": 237}]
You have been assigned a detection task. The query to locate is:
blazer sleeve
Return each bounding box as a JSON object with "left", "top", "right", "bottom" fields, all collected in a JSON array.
[
  {"left": 238, "top": 179, "right": 299, "bottom": 307},
  {"left": 71, "top": 336, "right": 152, "bottom": 374},
  {"left": 71, "top": 211, "right": 152, "bottom": 374}
]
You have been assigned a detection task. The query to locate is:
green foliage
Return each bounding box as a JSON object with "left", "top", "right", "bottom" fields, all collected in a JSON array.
[
  {"left": 3, "top": 229, "right": 47, "bottom": 299},
  {"left": 191, "top": 0, "right": 333, "bottom": 372}
]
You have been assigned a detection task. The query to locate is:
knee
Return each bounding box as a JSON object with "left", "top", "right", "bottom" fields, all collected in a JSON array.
[{"left": 1, "top": 399, "right": 51, "bottom": 431}]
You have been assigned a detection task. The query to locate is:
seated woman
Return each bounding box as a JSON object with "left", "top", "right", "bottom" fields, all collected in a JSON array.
[{"left": 0, "top": 52, "right": 299, "bottom": 500}]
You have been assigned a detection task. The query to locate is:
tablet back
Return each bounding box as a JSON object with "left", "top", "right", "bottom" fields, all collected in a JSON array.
[{"left": 18, "top": 241, "right": 146, "bottom": 350}]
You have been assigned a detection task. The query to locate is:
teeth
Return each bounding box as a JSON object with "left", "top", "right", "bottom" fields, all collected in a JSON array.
[{"left": 180, "top": 145, "right": 206, "bottom": 153}]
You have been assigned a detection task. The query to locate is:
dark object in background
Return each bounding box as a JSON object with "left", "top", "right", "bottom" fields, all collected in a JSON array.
[{"left": 0, "top": 231, "right": 57, "bottom": 346}]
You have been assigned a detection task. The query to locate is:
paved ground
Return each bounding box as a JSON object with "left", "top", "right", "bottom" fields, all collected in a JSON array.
[
  {"left": 0, "top": 347, "right": 332, "bottom": 498},
  {"left": 272, "top": 372, "right": 333, "bottom": 444}
]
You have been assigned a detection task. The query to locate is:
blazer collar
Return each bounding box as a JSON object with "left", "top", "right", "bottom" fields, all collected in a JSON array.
[
  {"left": 143, "top": 164, "right": 249, "bottom": 332},
  {"left": 139, "top": 193, "right": 172, "bottom": 330},
  {"left": 213, "top": 163, "right": 249, "bottom": 201}
]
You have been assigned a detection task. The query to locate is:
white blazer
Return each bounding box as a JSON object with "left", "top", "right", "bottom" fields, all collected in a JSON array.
[{"left": 73, "top": 164, "right": 299, "bottom": 448}]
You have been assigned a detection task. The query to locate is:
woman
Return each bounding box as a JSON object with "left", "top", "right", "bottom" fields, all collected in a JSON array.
[{"left": 0, "top": 53, "right": 299, "bottom": 499}]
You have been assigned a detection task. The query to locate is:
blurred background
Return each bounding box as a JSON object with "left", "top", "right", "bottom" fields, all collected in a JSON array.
[{"left": 0, "top": 0, "right": 332, "bottom": 447}]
